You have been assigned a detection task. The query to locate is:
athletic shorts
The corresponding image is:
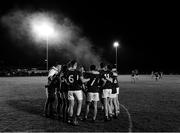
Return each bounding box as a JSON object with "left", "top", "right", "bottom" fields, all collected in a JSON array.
[
  {"left": 109, "top": 93, "right": 117, "bottom": 98},
  {"left": 102, "top": 89, "right": 112, "bottom": 98},
  {"left": 87, "top": 92, "right": 99, "bottom": 102},
  {"left": 68, "top": 90, "right": 83, "bottom": 101}
]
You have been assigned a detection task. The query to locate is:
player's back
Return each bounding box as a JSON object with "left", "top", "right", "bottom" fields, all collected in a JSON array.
[
  {"left": 65, "top": 69, "right": 82, "bottom": 91},
  {"left": 86, "top": 71, "right": 100, "bottom": 93},
  {"left": 99, "top": 69, "right": 113, "bottom": 89}
]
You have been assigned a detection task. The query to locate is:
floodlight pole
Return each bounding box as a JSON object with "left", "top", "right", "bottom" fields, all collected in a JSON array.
[
  {"left": 116, "top": 46, "right": 118, "bottom": 71},
  {"left": 46, "top": 35, "right": 49, "bottom": 71}
]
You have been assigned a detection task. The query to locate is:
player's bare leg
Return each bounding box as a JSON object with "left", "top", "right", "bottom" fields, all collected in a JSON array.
[
  {"left": 103, "top": 98, "right": 110, "bottom": 121},
  {"left": 68, "top": 99, "right": 74, "bottom": 124},
  {"left": 73, "top": 99, "right": 82, "bottom": 126},
  {"left": 84, "top": 101, "right": 90, "bottom": 120},
  {"left": 112, "top": 98, "right": 118, "bottom": 118},
  {"left": 108, "top": 98, "right": 113, "bottom": 118},
  {"left": 93, "top": 101, "right": 98, "bottom": 122},
  {"left": 116, "top": 95, "right": 120, "bottom": 113}
]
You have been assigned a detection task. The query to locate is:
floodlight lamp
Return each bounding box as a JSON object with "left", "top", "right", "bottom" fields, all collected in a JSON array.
[{"left": 113, "top": 41, "right": 119, "bottom": 47}]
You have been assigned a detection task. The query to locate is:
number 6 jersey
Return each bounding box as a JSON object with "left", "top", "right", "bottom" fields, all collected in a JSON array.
[{"left": 65, "top": 69, "right": 82, "bottom": 91}]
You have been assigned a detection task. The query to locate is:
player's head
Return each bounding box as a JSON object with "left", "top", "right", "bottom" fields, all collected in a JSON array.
[
  {"left": 56, "top": 65, "right": 61, "bottom": 72},
  {"left": 79, "top": 65, "right": 85, "bottom": 72},
  {"left": 100, "top": 62, "right": 105, "bottom": 69},
  {"left": 90, "top": 65, "right": 96, "bottom": 71},
  {"left": 69, "top": 60, "right": 77, "bottom": 69}
]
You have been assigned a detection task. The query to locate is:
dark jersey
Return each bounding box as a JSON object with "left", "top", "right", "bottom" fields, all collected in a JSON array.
[
  {"left": 60, "top": 73, "right": 68, "bottom": 92},
  {"left": 99, "top": 70, "right": 113, "bottom": 90},
  {"left": 65, "top": 69, "right": 82, "bottom": 91},
  {"left": 112, "top": 75, "right": 118, "bottom": 94},
  {"left": 86, "top": 71, "right": 100, "bottom": 93}
]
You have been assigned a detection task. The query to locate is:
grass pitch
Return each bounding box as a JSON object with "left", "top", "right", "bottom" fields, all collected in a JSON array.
[{"left": 0, "top": 75, "right": 180, "bottom": 132}]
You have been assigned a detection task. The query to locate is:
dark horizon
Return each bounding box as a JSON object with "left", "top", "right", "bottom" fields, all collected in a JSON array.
[{"left": 0, "top": 1, "right": 179, "bottom": 74}]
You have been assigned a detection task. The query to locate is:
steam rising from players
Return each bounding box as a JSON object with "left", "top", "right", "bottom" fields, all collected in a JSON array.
[{"left": 1, "top": 9, "right": 101, "bottom": 67}]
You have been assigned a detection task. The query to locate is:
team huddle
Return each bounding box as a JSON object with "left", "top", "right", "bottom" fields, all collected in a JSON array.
[{"left": 44, "top": 60, "right": 120, "bottom": 126}]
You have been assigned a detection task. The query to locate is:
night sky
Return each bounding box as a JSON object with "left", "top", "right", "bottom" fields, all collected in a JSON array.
[{"left": 0, "top": 0, "right": 179, "bottom": 73}]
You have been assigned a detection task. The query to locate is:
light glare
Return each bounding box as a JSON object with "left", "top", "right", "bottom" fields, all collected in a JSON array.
[{"left": 113, "top": 41, "right": 119, "bottom": 47}]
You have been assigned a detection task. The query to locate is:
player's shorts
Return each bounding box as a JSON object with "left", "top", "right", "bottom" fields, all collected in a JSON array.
[
  {"left": 68, "top": 90, "right": 83, "bottom": 101},
  {"left": 87, "top": 92, "right": 99, "bottom": 102},
  {"left": 102, "top": 89, "right": 112, "bottom": 98},
  {"left": 109, "top": 93, "right": 117, "bottom": 98},
  {"left": 116, "top": 87, "right": 119, "bottom": 95}
]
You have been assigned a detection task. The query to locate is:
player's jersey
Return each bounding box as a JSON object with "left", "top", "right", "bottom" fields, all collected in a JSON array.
[
  {"left": 111, "top": 75, "right": 118, "bottom": 94},
  {"left": 60, "top": 72, "right": 68, "bottom": 92},
  {"left": 47, "top": 66, "right": 60, "bottom": 91},
  {"left": 86, "top": 71, "right": 100, "bottom": 93},
  {"left": 65, "top": 69, "right": 82, "bottom": 91},
  {"left": 99, "top": 70, "right": 113, "bottom": 90},
  {"left": 48, "top": 66, "right": 58, "bottom": 80}
]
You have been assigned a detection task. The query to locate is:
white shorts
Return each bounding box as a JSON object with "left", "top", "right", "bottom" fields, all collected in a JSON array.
[
  {"left": 116, "top": 87, "right": 119, "bottom": 95},
  {"left": 87, "top": 92, "right": 99, "bottom": 102},
  {"left": 102, "top": 89, "right": 112, "bottom": 98},
  {"left": 109, "top": 93, "right": 117, "bottom": 98},
  {"left": 68, "top": 90, "right": 83, "bottom": 101}
]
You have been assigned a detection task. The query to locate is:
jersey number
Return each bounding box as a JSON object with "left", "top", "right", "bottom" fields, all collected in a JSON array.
[
  {"left": 91, "top": 78, "right": 99, "bottom": 86},
  {"left": 68, "top": 75, "right": 79, "bottom": 83}
]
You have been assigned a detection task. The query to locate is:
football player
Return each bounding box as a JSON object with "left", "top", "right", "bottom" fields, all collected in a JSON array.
[
  {"left": 44, "top": 65, "right": 61, "bottom": 118},
  {"left": 84, "top": 65, "right": 100, "bottom": 122},
  {"left": 109, "top": 65, "right": 119, "bottom": 119},
  {"left": 65, "top": 60, "right": 89, "bottom": 126},
  {"left": 99, "top": 63, "right": 113, "bottom": 121},
  {"left": 60, "top": 64, "right": 69, "bottom": 122}
]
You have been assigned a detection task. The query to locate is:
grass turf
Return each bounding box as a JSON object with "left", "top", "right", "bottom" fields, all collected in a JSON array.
[{"left": 0, "top": 75, "right": 180, "bottom": 132}]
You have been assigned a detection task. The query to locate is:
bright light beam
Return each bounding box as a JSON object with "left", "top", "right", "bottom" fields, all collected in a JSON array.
[
  {"left": 30, "top": 14, "right": 58, "bottom": 71},
  {"left": 113, "top": 41, "right": 119, "bottom": 48},
  {"left": 33, "top": 22, "right": 54, "bottom": 38},
  {"left": 113, "top": 41, "right": 119, "bottom": 71}
]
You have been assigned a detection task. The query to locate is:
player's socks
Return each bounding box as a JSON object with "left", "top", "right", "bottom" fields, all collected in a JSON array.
[
  {"left": 73, "top": 116, "right": 79, "bottom": 126},
  {"left": 104, "top": 116, "right": 111, "bottom": 122},
  {"left": 67, "top": 116, "right": 73, "bottom": 124}
]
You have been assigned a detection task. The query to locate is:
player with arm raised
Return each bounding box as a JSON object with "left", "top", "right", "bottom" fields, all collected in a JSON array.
[
  {"left": 84, "top": 65, "right": 100, "bottom": 122},
  {"left": 65, "top": 60, "right": 89, "bottom": 126}
]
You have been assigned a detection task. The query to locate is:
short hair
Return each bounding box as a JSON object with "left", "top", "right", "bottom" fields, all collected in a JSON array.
[
  {"left": 90, "top": 65, "right": 96, "bottom": 71},
  {"left": 100, "top": 62, "right": 105, "bottom": 68},
  {"left": 68, "top": 60, "right": 77, "bottom": 67}
]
